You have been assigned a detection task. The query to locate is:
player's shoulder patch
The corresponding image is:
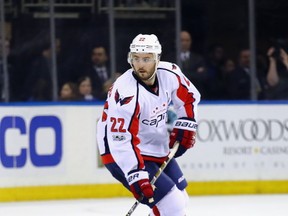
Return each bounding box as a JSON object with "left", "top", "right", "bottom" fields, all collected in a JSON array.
[
  {"left": 112, "top": 71, "right": 136, "bottom": 106},
  {"left": 114, "top": 89, "right": 134, "bottom": 106},
  {"left": 171, "top": 63, "right": 177, "bottom": 70}
]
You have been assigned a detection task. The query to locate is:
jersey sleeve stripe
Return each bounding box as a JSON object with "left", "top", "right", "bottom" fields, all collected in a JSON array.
[
  {"left": 128, "top": 95, "right": 144, "bottom": 170},
  {"left": 158, "top": 67, "right": 197, "bottom": 119},
  {"left": 101, "top": 153, "right": 115, "bottom": 164},
  {"left": 176, "top": 75, "right": 196, "bottom": 119}
]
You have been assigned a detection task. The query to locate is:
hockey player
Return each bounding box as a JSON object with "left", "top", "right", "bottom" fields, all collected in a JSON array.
[{"left": 97, "top": 34, "right": 200, "bottom": 215}]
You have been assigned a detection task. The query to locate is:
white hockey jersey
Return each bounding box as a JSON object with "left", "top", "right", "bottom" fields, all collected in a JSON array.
[{"left": 97, "top": 61, "right": 200, "bottom": 177}]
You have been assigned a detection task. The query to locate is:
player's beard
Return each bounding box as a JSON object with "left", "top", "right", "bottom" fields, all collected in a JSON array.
[{"left": 135, "top": 65, "right": 156, "bottom": 83}]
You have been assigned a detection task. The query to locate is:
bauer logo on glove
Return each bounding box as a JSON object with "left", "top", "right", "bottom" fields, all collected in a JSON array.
[
  {"left": 174, "top": 119, "right": 198, "bottom": 130},
  {"left": 169, "top": 117, "right": 198, "bottom": 158}
]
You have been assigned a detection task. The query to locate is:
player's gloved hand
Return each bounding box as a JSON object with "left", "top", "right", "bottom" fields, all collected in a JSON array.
[
  {"left": 169, "top": 117, "right": 197, "bottom": 158},
  {"left": 127, "top": 169, "right": 154, "bottom": 201}
]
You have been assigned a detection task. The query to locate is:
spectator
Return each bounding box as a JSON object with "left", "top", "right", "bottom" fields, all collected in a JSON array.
[
  {"left": 226, "top": 48, "right": 265, "bottom": 100},
  {"left": 217, "top": 58, "right": 236, "bottom": 99},
  {"left": 179, "top": 31, "right": 209, "bottom": 99},
  {"left": 58, "top": 81, "right": 80, "bottom": 101},
  {"left": 102, "top": 72, "right": 122, "bottom": 96},
  {"left": 0, "top": 38, "right": 11, "bottom": 101},
  {"left": 85, "top": 46, "right": 111, "bottom": 100},
  {"left": 266, "top": 47, "right": 288, "bottom": 99},
  {"left": 221, "top": 58, "right": 236, "bottom": 75},
  {"left": 205, "top": 44, "right": 226, "bottom": 99},
  {"left": 77, "top": 76, "right": 96, "bottom": 101},
  {"left": 206, "top": 44, "right": 226, "bottom": 78},
  {"left": 23, "top": 38, "right": 62, "bottom": 101}
]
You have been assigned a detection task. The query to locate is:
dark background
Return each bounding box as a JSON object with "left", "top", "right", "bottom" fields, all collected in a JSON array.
[{"left": 3, "top": 0, "right": 288, "bottom": 101}]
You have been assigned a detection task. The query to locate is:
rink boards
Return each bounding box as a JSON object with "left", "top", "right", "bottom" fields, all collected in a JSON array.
[{"left": 0, "top": 101, "right": 288, "bottom": 201}]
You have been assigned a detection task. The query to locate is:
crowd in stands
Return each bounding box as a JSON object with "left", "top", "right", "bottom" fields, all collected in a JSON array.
[
  {"left": 1, "top": 30, "right": 288, "bottom": 102},
  {"left": 0, "top": 35, "right": 118, "bottom": 103},
  {"left": 175, "top": 31, "right": 288, "bottom": 100}
]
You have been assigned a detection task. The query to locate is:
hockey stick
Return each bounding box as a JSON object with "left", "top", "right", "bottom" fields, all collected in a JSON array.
[{"left": 125, "top": 141, "right": 180, "bottom": 216}]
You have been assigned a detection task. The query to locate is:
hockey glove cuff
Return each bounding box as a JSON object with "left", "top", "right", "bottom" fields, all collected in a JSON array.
[
  {"left": 127, "top": 169, "right": 154, "bottom": 200},
  {"left": 169, "top": 117, "right": 197, "bottom": 158}
]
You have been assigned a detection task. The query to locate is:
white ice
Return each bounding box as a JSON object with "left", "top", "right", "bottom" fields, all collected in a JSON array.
[{"left": 0, "top": 194, "right": 288, "bottom": 216}]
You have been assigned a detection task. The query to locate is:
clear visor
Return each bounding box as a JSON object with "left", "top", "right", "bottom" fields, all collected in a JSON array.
[{"left": 127, "top": 52, "right": 160, "bottom": 64}]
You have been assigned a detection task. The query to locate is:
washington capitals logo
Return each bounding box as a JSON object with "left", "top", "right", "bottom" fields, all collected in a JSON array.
[{"left": 114, "top": 89, "right": 134, "bottom": 106}]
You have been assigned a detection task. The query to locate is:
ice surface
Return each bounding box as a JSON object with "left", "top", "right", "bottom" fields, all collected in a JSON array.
[{"left": 0, "top": 194, "right": 288, "bottom": 216}]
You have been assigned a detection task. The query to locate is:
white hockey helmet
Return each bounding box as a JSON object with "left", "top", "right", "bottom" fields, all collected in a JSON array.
[
  {"left": 129, "top": 34, "right": 162, "bottom": 54},
  {"left": 128, "top": 34, "right": 162, "bottom": 64}
]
